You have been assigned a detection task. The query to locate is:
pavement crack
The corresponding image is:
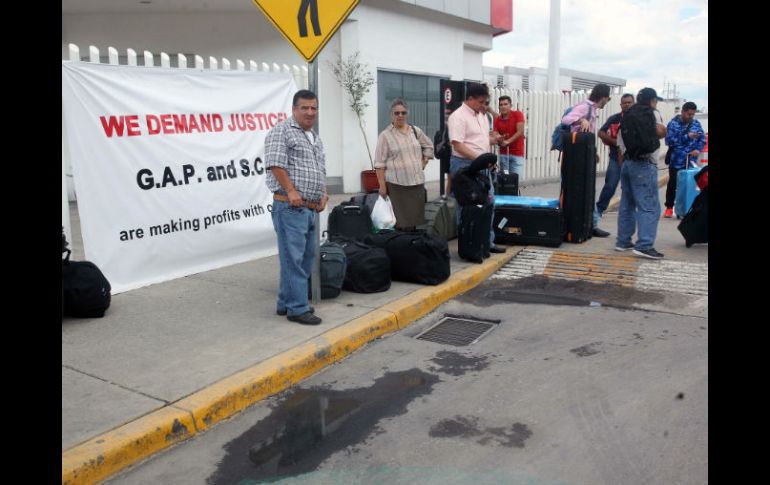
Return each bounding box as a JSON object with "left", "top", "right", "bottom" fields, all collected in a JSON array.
[{"left": 62, "top": 364, "right": 170, "bottom": 404}]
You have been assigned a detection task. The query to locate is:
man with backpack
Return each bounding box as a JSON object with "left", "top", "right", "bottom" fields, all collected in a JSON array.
[
  {"left": 595, "top": 93, "right": 635, "bottom": 228},
  {"left": 615, "top": 87, "right": 668, "bottom": 259},
  {"left": 560, "top": 83, "right": 613, "bottom": 238},
  {"left": 663, "top": 101, "right": 705, "bottom": 218}
]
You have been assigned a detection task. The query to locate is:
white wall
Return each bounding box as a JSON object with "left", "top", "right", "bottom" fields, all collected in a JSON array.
[
  {"left": 62, "top": 3, "right": 497, "bottom": 194},
  {"left": 332, "top": 2, "right": 495, "bottom": 192},
  {"left": 62, "top": 12, "right": 303, "bottom": 65}
]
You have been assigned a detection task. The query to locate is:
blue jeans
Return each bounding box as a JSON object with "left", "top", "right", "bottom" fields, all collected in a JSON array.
[
  {"left": 616, "top": 160, "right": 661, "bottom": 251},
  {"left": 498, "top": 154, "right": 524, "bottom": 177},
  {"left": 450, "top": 156, "right": 496, "bottom": 248},
  {"left": 271, "top": 200, "right": 317, "bottom": 316},
  {"left": 593, "top": 156, "right": 621, "bottom": 226}
]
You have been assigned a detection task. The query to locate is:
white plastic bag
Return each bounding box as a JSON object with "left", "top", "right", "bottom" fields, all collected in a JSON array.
[{"left": 371, "top": 195, "right": 397, "bottom": 230}]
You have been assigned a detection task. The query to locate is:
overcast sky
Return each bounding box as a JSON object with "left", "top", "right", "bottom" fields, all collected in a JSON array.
[{"left": 484, "top": 0, "right": 708, "bottom": 111}]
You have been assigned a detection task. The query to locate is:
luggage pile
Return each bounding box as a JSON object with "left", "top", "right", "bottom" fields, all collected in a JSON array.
[{"left": 314, "top": 194, "right": 452, "bottom": 300}]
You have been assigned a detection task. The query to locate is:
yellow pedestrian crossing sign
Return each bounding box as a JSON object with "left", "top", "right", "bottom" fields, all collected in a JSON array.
[{"left": 252, "top": 0, "right": 360, "bottom": 63}]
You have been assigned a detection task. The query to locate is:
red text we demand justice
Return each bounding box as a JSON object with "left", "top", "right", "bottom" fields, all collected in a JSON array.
[{"left": 99, "top": 112, "right": 289, "bottom": 137}]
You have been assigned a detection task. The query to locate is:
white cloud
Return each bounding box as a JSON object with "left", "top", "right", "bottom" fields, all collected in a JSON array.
[{"left": 485, "top": 0, "right": 708, "bottom": 110}]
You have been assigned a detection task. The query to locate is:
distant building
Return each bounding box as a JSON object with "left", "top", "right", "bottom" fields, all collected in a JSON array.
[{"left": 483, "top": 65, "right": 626, "bottom": 93}]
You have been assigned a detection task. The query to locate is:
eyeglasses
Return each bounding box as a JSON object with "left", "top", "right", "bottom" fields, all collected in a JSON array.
[{"left": 393, "top": 111, "right": 408, "bottom": 116}]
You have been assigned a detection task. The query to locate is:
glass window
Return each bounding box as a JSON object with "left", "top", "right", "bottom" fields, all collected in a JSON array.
[{"left": 377, "top": 70, "right": 446, "bottom": 141}]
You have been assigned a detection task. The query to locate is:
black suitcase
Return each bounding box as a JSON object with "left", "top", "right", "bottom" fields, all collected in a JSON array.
[
  {"left": 457, "top": 202, "right": 494, "bottom": 263},
  {"left": 328, "top": 203, "right": 372, "bottom": 240},
  {"left": 493, "top": 206, "right": 562, "bottom": 247},
  {"left": 495, "top": 172, "right": 519, "bottom": 195},
  {"left": 560, "top": 131, "right": 596, "bottom": 243},
  {"left": 334, "top": 238, "right": 391, "bottom": 293},
  {"left": 361, "top": 231, "right": 450, "bottom": 285},
  {"left": 677, "top": 187, "right": 708, "bottom": 247},
  {"left": 348, "top": 193, "right": 379, "bottom": 216},
  {"left": 307, "top": 241, "right": 347, "bottom": 299}
]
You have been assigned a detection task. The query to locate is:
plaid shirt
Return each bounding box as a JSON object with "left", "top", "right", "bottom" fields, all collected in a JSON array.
[{"left": 264, "top": 116, "right": 326, "bottom": 202}]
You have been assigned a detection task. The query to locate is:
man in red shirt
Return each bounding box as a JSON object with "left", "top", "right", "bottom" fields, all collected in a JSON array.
[{"left": 494, "top": 96, "right": 525, "bottom": 176}]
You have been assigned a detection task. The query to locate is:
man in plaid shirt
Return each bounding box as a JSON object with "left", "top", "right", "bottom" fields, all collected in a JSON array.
[{"left": 265, "top": 89, "right": 329, "bottom": 325}]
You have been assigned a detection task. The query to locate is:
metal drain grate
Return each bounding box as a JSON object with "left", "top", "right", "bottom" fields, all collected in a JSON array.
[{"left": 415, "top": 317, "right": 497, "bottom": 346}]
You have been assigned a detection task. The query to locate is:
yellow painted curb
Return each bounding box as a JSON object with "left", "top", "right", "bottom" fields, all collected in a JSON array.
[
  {"left": 62, "top": 406, "right": 196, "bottom": 485},
  {"left": 606, "top": 172, "right": 669, "bottom": 212},
  {"left": 175, "top": 308, "right": 400, "bottom": 434},
  {"left": 382, "top": 251, "right": 516, "bottom": 327},
  {"left": 61, "top": 249, "right": 516, "bottom": 485}
]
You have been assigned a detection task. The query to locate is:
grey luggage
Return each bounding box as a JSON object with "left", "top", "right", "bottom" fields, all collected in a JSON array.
[
  {"left": 418, "top": 197, "right": 457, "bottom": 240},
  {"left": 307, "top": 241, "right": 347, "bottom": 299}
]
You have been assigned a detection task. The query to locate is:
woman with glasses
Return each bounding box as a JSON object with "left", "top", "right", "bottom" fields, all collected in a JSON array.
[{"left": 374, "top": 99, "right": 434, "bottom": 231}]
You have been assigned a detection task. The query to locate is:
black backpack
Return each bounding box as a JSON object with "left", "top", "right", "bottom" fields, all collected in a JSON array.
[
  {"left": 62, "top": 251, "right": 112, "bottom": 318},
  {"left": 452, "top": 153, "right": 496, "bottom": 206},
  {"left": 434, "top": 127, "right": 451, "bottom": 160},
  {"left": 307, "top": 241, "right": 347, "bottom": 299},
  {"left": 620, "top": 104, "right": 660, "bottom": 159}
]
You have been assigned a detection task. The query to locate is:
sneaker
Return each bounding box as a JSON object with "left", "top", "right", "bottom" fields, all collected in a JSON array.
[
  {"left": 489, "top": 246, "right": 506, "bottom": 254},
  {"left": 287, "top": 312, "right": 322, "bottom": 325},
  {"left": 633, "top": 248, "right": 664, "bottom": 259},
  {"left": 277, "top": 306, "right": 314, "bottom": 316},
  {"left": 592, "top": 227, "right": 611, "bottom": 238},
  {"left": 615, "top": 242, "right": 634, "bottom": 251},
  {"left": 663, "top": 207, "right": 673, "bottom": 218}
]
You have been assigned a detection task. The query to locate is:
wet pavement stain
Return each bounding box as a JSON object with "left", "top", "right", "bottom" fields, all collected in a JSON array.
[
  {"left": 459, "top": 276, "right": 674, "bottom": 310},
  {"left": 570, "top": 342, "right": 603, "bottom": 357},
  {"left": 429, "top": 415, "right": 533, "bottom": 448},
  {"left": 482, "top": 288, "right": 599, "bottom": 307},
  {"left": 428, "top": 351, "right": 491, "bottom": 376},
  {"left": 206, "top": 369, "right": 439, "bottom": 485}
]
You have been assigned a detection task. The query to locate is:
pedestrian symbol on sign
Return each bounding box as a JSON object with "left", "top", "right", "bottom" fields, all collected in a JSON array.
[
  {"left": 251, "top": 0, "right": 360, "bottom": 62},
  {"left": 298, "top": 0, "right": 321, "bottom": 37}
]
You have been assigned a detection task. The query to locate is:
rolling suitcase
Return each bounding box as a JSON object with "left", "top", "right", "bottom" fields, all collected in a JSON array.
[
  {"left": 675, "top": 158, "right": 701, "bottom": 219},
  {"left": 677, "top": 186, "right": 708, "bottom": 247},
  {"left": 457, "top": 201, "right": 494, "bottom": 263},
  {"left": 493, "top": 196, "right": 562, "bottom": 247},
  {"left": 361, "top": 231, "right": 450, "bottom": 285},
  {"left": 348, "top": 193, "right": 379, "bottom": 216},
  {"left": 495, "top": 172, "right": 519, "bottom": 196},
  {"left": 560, "top": 131, "right": 596, "bottom": 243},
  {"left": 328, "top": 203, "right": 372, "bottom": 240},
  {"left": 418, "top": 197, "right": 457, "bottom": 240}
]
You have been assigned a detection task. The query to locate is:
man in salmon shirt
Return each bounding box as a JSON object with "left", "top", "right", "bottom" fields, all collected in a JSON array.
[{"left": 447, "top": 82, "right": 506, "bottom": 254}]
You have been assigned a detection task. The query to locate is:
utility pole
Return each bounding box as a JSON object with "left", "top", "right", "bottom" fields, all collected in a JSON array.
[
  {"left": 309, "top": 59, "right": 321, "bottom": 305},
  {"left": 547, "top": 0, "right": 561, "bottom": 92}
]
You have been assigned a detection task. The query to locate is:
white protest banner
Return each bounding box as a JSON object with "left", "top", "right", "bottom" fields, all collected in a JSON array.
[{"left": 62, "top": 62, "right": 296, "bottom": 293}]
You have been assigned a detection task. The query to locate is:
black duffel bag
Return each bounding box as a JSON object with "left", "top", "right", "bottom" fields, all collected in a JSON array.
[
  {"left": 361, "top": 231, "right": 450, "bottom": 285},
  {"left": 62, "top": 248, "right": 112, "bottom": 318},
  {"left": 334, "top": 237, "right": 391, "bottom": 293}
]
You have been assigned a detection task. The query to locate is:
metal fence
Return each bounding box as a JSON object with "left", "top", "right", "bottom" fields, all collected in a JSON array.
[{"left": 490, "top": 87, "right": 677, "bottom": 183}]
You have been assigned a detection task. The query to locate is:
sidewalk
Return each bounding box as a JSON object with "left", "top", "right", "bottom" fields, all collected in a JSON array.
[{"left": 62, "top": 168, "right": 705, "bottom": 484}]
